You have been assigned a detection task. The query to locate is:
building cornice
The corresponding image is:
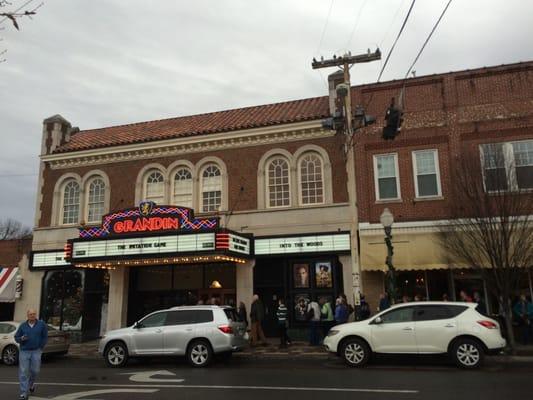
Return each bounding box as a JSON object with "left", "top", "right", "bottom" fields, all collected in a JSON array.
[{"left": 42, "top": 121, "right": 332, "bottom": 169}]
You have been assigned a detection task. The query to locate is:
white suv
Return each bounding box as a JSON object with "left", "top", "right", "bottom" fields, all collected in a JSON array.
[
  {"left": 323, "top": 302, "right": 506, "bottom": 369},
  {"left": 99, "top": 305, "right": 247, "bottom": 368}
]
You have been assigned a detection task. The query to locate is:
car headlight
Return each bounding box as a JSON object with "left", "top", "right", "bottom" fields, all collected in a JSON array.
[{"left": 327, "top": 330, "right": 340, "bottom": 337}]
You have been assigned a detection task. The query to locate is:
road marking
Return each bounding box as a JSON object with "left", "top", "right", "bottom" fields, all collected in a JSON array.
[
  {"left": 31, "top": 389, "right": 158, "bottom": 400},
  {"left": 120, "top": 370, "right": 184, "bottom": 383},
  {"left": 0, "top": 381, "right": 418, "bottom": 394}
]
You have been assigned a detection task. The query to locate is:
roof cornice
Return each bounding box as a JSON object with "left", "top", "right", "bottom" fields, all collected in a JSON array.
[{"left": 42, "top": 120, "right": 332, "bottom": 169}]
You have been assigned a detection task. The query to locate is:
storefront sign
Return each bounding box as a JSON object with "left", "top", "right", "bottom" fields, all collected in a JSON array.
[
  {"left": 215, "top": 233, "right": 251, "bottom": 255},
  {"left": 79, "top": 202, "right": 218, "bottom": 239},
  {"left": 71, "top": 233, "right": 217, "bottom": 260},
  {"left": 31, "top": 251, "right": 72, "bottom": 269},
  {"left": 255, "top": 233, "right": 350, "bottom": 255}
]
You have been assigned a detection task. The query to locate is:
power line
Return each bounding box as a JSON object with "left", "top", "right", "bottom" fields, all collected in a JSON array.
[
  {"left": 315, "top": 0, "right": 334, "bottom": 56},
  {"left": 403, "top": 0, "right": 453, "bottom": 79},
  {"left": 379, "top": 0, "right": 408, "bottom": 48},
  {"left": 345, "top": 0, "right": 369, "bottom": 50},
  {"left": 0, "top": 0, "right": 36, "bottom": 25}
]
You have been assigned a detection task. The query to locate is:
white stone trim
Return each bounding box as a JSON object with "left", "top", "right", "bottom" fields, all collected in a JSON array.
[{"left": 42, "top": 121, "right": 331, "bottom": 169}]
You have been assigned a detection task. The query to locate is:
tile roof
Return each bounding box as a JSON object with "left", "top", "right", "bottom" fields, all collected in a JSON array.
[{"left": 54, "top": 96, "right": 330, "bottom": 153}]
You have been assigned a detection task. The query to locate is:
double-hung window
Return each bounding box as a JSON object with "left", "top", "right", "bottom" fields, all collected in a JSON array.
[
  {"left": 201, "top": 165, "right": 222, "bottom": 212},
  {"left": 374, "top": 154, "right": 400, "bottom": 201},
  {"left": 412, "top": 150, "right": 441, "bottom": 198},
  {"left": 481, "top": 140, "right": 533, "bottom": 191}
]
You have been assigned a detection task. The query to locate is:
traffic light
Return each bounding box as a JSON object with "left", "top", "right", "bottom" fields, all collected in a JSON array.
[
  {"left": 382, "top": 98, "right": 403, "bottom": 140},
  {"left": 321, "top": 111, "right": 345, "bottom": 134}
]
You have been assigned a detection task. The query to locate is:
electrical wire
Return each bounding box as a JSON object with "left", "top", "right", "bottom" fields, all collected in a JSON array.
[
  {"left": 315, "top": 0, "right": 334, "bottom": 56},
  {"left": 0, "top": 0, "right": 36, "bottom": 25},
  {"left": 403, "top": 0, "right": 453, "bottom": 79},
  {"left": 345, "top": 0, "right": 369, "bottom": 50}
]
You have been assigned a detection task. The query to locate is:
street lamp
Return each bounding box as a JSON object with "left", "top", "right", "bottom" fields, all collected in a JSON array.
[{"left": 380, "top": 208, "right": 397, "bottom": 304}]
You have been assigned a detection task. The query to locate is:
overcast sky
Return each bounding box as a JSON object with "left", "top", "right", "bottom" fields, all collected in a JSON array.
[{"left": 1, "top": 0, "right": 532, "bottom": 229}]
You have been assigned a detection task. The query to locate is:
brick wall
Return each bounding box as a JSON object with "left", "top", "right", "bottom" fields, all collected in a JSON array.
[{"left": 0, "top": 238, "right": 32, "bottom": 267}]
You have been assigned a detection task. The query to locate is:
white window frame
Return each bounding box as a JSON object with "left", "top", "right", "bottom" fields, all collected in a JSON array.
[
  {"left": 266, "top": 157, "right": 291, "bottom": 208},
  {"left": 201, "top": 164, "right": 222, "bottom": 213},
  {"left": 143, "top": 170, "right": 165, "bottom": 204},
  {"left": 480, "top": 139, "right": 533, "bottom": 192},
  {"left": 412, "top": 149, "right": 442, "bottom": 198},
  {"left": 61, "top": 180, "right": 80, "bottom": 225},
  {"left": 373, "top": 153, "right": 401, "bottom": 201},
  {"left": 298, "top": 153, "right": 325, "bottom": 206},
  {"left": 86, "top": 177, "right": 106, "bottom": 223},
  {"left": 172, "top": 167, "right": 193, "bottom": 208}
]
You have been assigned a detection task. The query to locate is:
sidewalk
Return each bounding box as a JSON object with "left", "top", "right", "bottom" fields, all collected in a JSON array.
[{"left": 67, "top": 338, "right": 533, "bottom": 361}]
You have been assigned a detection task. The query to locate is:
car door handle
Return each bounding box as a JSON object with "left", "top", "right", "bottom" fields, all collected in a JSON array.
[
  {"left": 402, "top": 327, "right": 413, "bottom": 331},
  {"left": 155, "top": 329, "right": 163, "bottom": 333},
  {"left": 445, "top": 324, "right": 456, "bottom": 328}
]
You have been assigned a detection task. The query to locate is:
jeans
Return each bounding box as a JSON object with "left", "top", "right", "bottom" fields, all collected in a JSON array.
[
  {"left": 19, "top": 349, "right": 42, "bottom": 396},
  {"left": 309, "top": 320, "right": 320, "bottom": 346}
]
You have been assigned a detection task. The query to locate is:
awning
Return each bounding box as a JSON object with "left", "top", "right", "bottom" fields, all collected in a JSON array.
[
  {"left": 0, "top": 267, "right": 18, "bottom": 303},
  {"left": 360, "top": 232, "right": 452, "bottom": 272}
]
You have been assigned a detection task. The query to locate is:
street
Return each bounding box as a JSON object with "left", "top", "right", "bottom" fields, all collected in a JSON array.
[{"left": 0, "top": 355, "right": 532, "bottom": 400}]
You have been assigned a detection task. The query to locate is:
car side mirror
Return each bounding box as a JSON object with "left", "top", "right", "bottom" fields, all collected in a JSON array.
[
  {"left": 133, "top": 321, "right": 143, "bottom": 329},
  {"left": 373, "top": 316, "right": 383, "bottom": 325}
]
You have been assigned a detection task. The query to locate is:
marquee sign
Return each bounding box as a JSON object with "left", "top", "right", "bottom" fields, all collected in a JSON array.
[
  {"left": 69, "top": 231, "right": 251, "bottom": 262},
  {"left": 79, "top": 202, "right": 218, "bottom": 238},
  {"left": 254, "top": 232, "right": 351, "bottom": 256},
  {"left": 30, "top": 250, "right": 72, "bottom": 270}
]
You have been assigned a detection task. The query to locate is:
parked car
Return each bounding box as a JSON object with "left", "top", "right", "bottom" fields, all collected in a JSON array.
[
  {"left": 0, "top": 321, "right": 70, "bottom": 366},
  {"left": 323, "top": 302, "right": 506, "bottom": 369},
  {"left": 99, "top": 305, "right": 247, "bottom": 368}
]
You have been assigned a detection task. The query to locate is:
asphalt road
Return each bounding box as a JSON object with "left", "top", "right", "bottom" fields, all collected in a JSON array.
[{"left": 0, "top": 355, "right": 532, "bottom": 400}]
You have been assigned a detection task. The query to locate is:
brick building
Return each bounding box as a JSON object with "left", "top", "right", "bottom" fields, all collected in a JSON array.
[{"left": 15, "top": 61, "right": 533, "bottom": 339}]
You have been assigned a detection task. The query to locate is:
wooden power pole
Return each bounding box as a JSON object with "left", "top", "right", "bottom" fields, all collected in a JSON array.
[{"left": 312, "top": 49, "right": 381, "bottom": 306}]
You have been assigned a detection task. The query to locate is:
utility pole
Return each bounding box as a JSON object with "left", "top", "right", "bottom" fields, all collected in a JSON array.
[{"left": 312, "top": 49, "right": 381, "bottom": 307}]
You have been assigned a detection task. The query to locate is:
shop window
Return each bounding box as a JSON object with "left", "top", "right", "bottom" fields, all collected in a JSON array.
[
  {"left": 374, "top": 154, "right": 400, "bottom": 200},
  {"left": 173, "top": 168, "right": 193, "bottom": 208},
  {"left": 173, "top": 265, "right": 203, "bottom": 290},
  {"left": 267, "top": 157, "right": 290, "bottom": 207},
  {"left": 204, "top": 264, "right": 236, "bottom": 290},
  {"left": 62, "top": 180, "right": 80, "bottom": 224},
  {"left": 144, "top": 170, "right": 165, "bottom": 203},
  {"left": 86, "top": 178, "right": 106, "bottom": 223},
  {"left": 136, "top": 266, "right": 172, "bottom": 291},
  {"left": 201, "top": 165, "right": 222, "bottom": 212},
  {"left": 299, "top": 153, "right": 324, "bottom": 205},
  {"left": 41, "top": 270, "right": 84, "bottom": 337},
  {"left": 412, "top": 150, "right": 441, "bottom": 198},
  {"left": 397, "top": 271, "right": 427, "bottom": 301}
]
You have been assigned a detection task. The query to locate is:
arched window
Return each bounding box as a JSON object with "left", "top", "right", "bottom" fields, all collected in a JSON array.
[
  {"left": 145, "top": 171, "right": 165, "bottom": 204},
  {"left": 173, "top": 168, "right": 193, "bottom": 208},
  {"left": 62, "top": 180, "right": 80, "bottom": 224},
  {"left": 299, "top": 153, "right": 324, "bottom": 205},
  {"left": 87, "top": 178, "right": 106, "bottom": 223},
  {"left": 201, "top": 165, "right": 221, "bottom": 212},
  {"left": 267, "top": 158, "right": 290, "bottom": 207}
]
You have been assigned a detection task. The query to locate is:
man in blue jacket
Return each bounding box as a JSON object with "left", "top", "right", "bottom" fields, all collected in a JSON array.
[{"left": 14, "top": 309, "right": 48, "bottom": 400}]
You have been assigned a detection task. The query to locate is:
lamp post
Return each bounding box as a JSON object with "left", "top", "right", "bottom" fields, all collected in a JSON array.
[{"left": 380, "top": 208, "right": 397, "bottom": 304}]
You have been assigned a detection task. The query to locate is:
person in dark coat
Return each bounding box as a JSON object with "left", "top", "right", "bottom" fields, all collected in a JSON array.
[
  {"left": 357, "top": 295, "right": 371, "bottom": 320},
  {"left": 378, "top": 293, "right": 391, "bottom": 311},
  {"left": 237, "top": 301, "right": 248, "bottom": 328},
  {"left": 249, "top": 294, "right": 267, "bottom": 346}
]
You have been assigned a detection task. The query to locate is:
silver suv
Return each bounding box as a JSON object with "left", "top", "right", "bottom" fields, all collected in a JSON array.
[{"left": 99, "top": 305, "right": 247, "bottom": 368}]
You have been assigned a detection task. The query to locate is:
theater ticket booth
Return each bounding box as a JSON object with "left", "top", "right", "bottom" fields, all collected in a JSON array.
[{"left": 66, "top": 203, "right": 253, "bottom": 330}]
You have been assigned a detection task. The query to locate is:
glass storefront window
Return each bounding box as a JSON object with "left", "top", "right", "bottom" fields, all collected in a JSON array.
[
  {"left": 137, "top": 266, "right": 172, "bottom": 291},
  {"left": 204, "top": 264, "right": 235, "bottom": 289}
]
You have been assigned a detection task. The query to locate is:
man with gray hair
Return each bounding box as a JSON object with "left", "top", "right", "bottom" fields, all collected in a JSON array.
[{"left": 14, "top": 308, "right": 48, "bottom": 400}]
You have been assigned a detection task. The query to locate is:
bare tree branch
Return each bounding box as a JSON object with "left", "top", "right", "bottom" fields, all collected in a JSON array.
[{"left": 0, "top": 218, "right": 32, "bottom": 240}]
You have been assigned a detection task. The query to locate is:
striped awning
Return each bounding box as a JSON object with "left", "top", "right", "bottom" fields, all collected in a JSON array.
[{"left": 0, "top": 267, "right": 18, "bottom": 303}]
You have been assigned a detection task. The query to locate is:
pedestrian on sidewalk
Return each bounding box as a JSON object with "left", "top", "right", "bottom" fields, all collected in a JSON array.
[
  {"left": 237, "top": 301, "right": 248, "bottom": 328},
  {"left": 276, "top": 298, "right": 291, "bottom": 348},
  {"left": 307, "top": 299, "right": 321, "bottom": 346},
  {"left": 513, "top": 294, "right": 533, "bottom": 345},
  {"left": 250, "top": 294, "right": 267, "bottom": 346},
  {"left": 14, "top": 308, "right": 48, "bottom": 400},
  {"left": 357, "top": 295, "right": 371, "bottom": 321},
  {"left": 334, "top": 297, "right": 349, "bottom": 325},
  {"left": 319, "top": 296, "right": 334, "bottom": 337},
  {"left": 378, "top": 293, "right": 391, "bottom": 311}
]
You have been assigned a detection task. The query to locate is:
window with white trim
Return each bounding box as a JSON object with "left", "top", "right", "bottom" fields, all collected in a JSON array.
[
  {"left": 412, "top": 150, "right": 441, "bottom": 197},
  {"left": 299, "top": 153, "right": 324, "bottom": 205},
  {"left": 374, "top": 154, "right": 400, "bottom": 200},
  {"left": 87, "top": 178, "right": 105, "bottom": 223},
  {"left": 173, "top": 168, "right": 193, "bottom": 208},
  {"left": 62, "top": 180, "right": 80, "bottom": 224},
  {"left": 481, "top": 140, "right": 533, "bottom": 191},
  {"left": 267, "top": 158, "right": 290, "bottom": 207},
  {"left": 201, "top": 165, "right": 221, "bottom": 212},
  {"left": 145, "top": 171, "right": 165, "bottom": 204}
]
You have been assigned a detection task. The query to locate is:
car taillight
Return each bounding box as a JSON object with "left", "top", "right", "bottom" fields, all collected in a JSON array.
[
  {"left": 218, "top": 325, "right": 233, "bottom": 334},
  {"left": 477, "top": 320, "right": 498, "bottom": 329}
]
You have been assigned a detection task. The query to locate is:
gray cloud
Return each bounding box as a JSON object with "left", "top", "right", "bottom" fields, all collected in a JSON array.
[{"left": 1, "top": 0, "right": 532, "bottom": 228}]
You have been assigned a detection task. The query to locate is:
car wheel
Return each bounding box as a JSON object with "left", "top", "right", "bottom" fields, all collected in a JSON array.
[
  {"left": 187, "top": 340, "right": 213, "bottom": 368},
  {"left": 2, "top": 345, "right": 19, "bottom": 366},
  {"left": 340, "top": 338, "right": 370, "bottom": 367},
  {"left": 451, "top": 338, "right": 484, "bottom": 369},
  {"left": 104, "top": 342, "right": 129, "bottom": 368}
]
